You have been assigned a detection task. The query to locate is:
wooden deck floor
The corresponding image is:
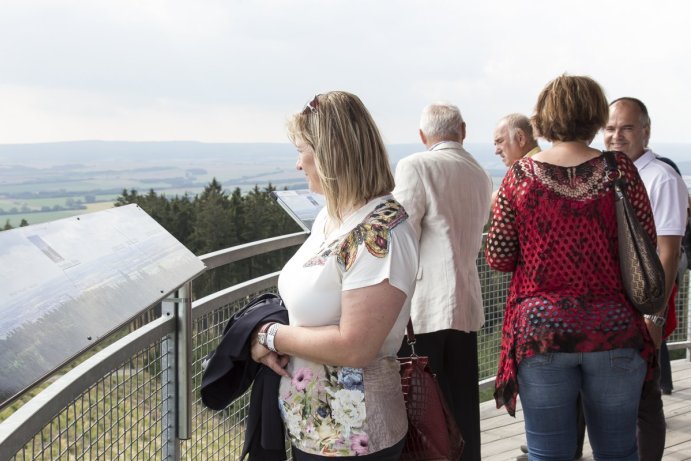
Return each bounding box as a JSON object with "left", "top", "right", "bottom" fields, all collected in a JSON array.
[{"left": 480, "top": 359, "right": 691, "bottom": 460}]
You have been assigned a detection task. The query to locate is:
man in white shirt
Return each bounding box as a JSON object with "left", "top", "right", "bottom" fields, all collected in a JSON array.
[
  {"left": 604, "top": 97, "right": 688, "bottom": 461},
  {"left": 393, "top": 103, "right": 492, "bottom": 461}
]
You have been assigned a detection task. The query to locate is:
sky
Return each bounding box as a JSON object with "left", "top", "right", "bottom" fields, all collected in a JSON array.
[{"left": 1, "top": 0, "right": 690, "bottom": 146}]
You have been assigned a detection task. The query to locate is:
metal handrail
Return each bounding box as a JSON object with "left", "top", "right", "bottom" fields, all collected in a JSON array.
[
  {"left": 192, "top": 272, "right": 279, "bottom": 318},
  {"left": 199, "top": 231, "right": 308, "bottom": 270}
]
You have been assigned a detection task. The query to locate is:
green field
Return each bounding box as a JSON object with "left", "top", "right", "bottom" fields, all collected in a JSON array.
[
  {"left": 1, "top": 149, "right": 305, "bottom": 231},
  {"left": 2, "top": 202, "right": 115, "bottom": 227}
]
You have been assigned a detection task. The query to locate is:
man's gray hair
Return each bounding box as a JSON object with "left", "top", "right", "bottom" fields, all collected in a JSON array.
[
  {"left": 420, "top": 103, "right": 464, "bottom": 140},
  {"left": 501, "top": 113, "right": 535, "bottom": 142}
]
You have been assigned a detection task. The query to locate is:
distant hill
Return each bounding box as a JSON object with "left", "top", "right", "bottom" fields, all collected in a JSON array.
[
  {"left": 0, "top": 141, "right": 295, "bottom": 165},
  {"left": 0, "top": 140, "right": 473, "bottom": 166},
  {"left": 1, "top": 139, "right": 689, "bottom": 167},
  {"left": 1, "top": 140, "right": 689, "bottom": 228},
  {"left": 1, "top": 140, "right": 690, "bottom": 186}
]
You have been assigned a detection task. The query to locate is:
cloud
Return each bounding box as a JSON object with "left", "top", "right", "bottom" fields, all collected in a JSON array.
[{"left": 0, "top": 0, "right": 690, "bottom": 144}]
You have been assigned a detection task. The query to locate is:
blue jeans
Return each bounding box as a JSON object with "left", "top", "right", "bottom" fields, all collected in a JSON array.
[{"left": 518, "top": 349, "right": 646, "bottom": 461}]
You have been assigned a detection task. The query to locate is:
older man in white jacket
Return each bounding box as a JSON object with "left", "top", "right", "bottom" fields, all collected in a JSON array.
[{"left": 393, "top": 102, "right": 492, "bottom": 461}]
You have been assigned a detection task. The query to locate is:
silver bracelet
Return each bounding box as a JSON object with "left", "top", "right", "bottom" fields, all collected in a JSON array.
[{"left": 266, "top": 323, "right": 280, "bottom": 352}]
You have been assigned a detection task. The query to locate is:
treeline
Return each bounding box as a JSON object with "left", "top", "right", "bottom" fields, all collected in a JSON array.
[
  {"left": 115, "top": 178, "right": 303, "bottom": 298},
  {"left": 2, "top": 219, "right": 29, "bottom": 230},
  {"left": 0, "top": 203, "right": 87, "bottom": 217}
]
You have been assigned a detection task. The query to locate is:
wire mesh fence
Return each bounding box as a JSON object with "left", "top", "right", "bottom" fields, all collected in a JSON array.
[
  {"left": 477, "top": 253, "right": 512, "bottom": 382},
  {"left": 4, "top": 340, "right": 170, "bottom": 461},
  {"left": 181, "top": 290, "right": 271, "bottom": 461},
  {"left": 669, "top": 271, "right": 689, "bottom": 345}
]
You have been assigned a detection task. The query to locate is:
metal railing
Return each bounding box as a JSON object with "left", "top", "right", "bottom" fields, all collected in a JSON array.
[{"left": 1, "top": 231, "right": 689, "bottom": 460}]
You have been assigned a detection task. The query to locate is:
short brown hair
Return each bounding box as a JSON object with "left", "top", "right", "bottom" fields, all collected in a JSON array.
[
  {"left": 531, "top": 74, "right": 609, "bottom": 142},
  {"left": 287, "top": 91, "right": 394, "bottom": 220}
]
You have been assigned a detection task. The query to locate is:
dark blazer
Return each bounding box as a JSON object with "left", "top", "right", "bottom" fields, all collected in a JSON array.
[{"left": 201, "top": 293, "right": 288, "bottom": 461}]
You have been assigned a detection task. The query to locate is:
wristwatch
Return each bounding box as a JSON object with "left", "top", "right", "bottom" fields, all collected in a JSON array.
[
  {"left": 257, "top": 323, "right": 273, "bottom": 347},
  {"left": 644, "top": 314, "right": 666, "bottom": 327}
]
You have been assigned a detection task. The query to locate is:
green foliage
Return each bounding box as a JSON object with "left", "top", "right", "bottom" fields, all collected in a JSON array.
[
  {"left": 0, "top": 218, "right": 27, "bottom": 230},
  {"left": 115, "top": 179, "right": 302, "bottom": 298}
]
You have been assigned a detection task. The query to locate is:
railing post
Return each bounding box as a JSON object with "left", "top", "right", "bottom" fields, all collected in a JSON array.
[
  {"left": 177, "top": 282, "right": 193, "bottom": 439},
  {"left": 160, "top": 283, "right": 193, "bottom": 459},
  {"left": 161, "top": 291, "right": 180, "bottom": 461}
]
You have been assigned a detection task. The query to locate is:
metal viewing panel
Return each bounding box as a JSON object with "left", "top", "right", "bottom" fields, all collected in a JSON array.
[
  {"left": 271, "top": 189, "right": 325, "bottom": 232},
  {"left": 0, "top": 204, "right": 205, "bottom": 408}
]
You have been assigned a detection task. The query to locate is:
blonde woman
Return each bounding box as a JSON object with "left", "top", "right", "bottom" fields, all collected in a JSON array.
[{"left": 251, "top": 91, "right": 419, "bottom": 460}]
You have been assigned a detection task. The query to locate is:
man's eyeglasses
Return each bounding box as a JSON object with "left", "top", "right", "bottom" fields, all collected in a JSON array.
[{"left": 302, "top": 94, "right": 320, "bottom": 115}]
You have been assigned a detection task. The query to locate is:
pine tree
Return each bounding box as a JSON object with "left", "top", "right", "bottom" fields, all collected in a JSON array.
[{"left": 113, "top": 179, "right": 303, "bottom": 298}]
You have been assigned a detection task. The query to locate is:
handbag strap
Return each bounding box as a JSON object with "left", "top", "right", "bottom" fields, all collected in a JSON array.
[
  {"left": 404, "top": 319, "right": 418, "bottom": 356},
  {"left": 603, "top": 151, "right": 625, "bottom": 189},
  {"left": 603, "top": 151, "right": 630, "bottom": 202}
]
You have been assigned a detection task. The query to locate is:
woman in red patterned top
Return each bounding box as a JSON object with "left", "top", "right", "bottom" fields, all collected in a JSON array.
[{"left": 486, "top": 75, "right": 656, "bottom": 460}]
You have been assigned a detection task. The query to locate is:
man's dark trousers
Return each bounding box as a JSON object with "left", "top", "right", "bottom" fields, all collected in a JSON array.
[{"left": 637, "top": 355, "right": 666, "bottom": 461}]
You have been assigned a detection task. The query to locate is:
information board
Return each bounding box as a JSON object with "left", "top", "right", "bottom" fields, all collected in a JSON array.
[
  {"left": 0, "top": 204, "right": 205, "bottom": 407},
  {"left": 271, "top": 189, "right": 326, "bottom": 232}
]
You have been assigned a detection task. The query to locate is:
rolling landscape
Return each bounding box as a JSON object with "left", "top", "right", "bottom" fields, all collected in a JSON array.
[{"left": 1, "top": 141, "right": 690, "bottom": 228}]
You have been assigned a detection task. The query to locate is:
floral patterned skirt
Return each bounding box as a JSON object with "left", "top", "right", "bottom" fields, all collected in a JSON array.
[{"left": 278, "top": 356, "right": 407, "bottom": 457}]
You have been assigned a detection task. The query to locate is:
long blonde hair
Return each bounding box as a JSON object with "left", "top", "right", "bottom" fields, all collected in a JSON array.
[{"left": 287, "top": 91, "right": 394, "bottom": 221}]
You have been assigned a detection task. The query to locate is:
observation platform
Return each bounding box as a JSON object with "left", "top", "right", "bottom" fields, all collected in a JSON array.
[
  {"left": 1, "top": 212, "right": 689, "bottom": 461},
  {"left": 480, "top": 359, "right": 691, "bottom": 460}
]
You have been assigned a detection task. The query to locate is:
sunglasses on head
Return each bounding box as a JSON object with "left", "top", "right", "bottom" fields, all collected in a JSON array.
[{"left": 302, "top": 94, "right": 320, "bottom": 115}]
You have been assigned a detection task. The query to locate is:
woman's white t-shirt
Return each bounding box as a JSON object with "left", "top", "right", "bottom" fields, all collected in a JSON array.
[{"left": 277, "top": 195, "right": 418, "bottom": 456}]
